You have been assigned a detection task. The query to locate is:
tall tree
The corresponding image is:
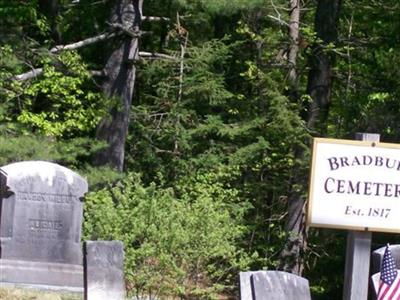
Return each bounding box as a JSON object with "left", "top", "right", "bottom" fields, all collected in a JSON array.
[
  {"left": 93, "top": 0, "right": 143, "bottom": 171},
  {"left": 279, "top": 0, "right": 342, "bottom": 275},
  {"left": 287, "top": 0, "right": 300, "bottom": 99},
  {"left": 277, "top": 0, "right": 307, "bottom": 276},
  {"left": 306, "top": 0, "right": 342, "bottom": 133}
]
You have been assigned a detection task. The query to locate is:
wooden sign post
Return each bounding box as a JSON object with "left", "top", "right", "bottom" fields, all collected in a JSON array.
[{"left": 343, "top": 133, "right": 379, "bottom": 300}]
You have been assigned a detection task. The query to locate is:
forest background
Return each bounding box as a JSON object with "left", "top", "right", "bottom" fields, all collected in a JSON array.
[{"left": 1, "top": 0, "right": 400, "bottom": 299}]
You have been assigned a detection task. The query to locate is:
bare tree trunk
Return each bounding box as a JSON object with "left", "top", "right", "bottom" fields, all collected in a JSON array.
[
  {"left": 279, "top": 171, "right": 308, "bottom": 275},
  {"left": 277, "top": 0, "right": 306, "bottom": 276},
  {"left": 306, "top": 0, "right": 342, "bottom": 133},
  {"left": 279, "top": 0, "right": 342, "bottom": 276},
  {"left": 93, "top": 0, "right": 143, "bottom": 171},
  {"left": 287, "top": 0, "right": 300, "bottom": 97}
]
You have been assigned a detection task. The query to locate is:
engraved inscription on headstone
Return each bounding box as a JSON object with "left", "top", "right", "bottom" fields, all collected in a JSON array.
[
  {"left": 251, "top": 271, "right": 311, "bottom": 300},
  {"left": 0, "top": 161, "right": 87, "bottom": 288},
  {"left": 84, "top": 241, "right": 125, "bottom": 300}
]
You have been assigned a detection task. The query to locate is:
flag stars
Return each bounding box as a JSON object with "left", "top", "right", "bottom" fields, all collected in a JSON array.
[{"left": 378, "top": 245, "right": 400, "bottom": 300}]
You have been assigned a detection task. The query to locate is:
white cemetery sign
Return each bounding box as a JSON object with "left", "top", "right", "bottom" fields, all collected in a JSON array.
[{"left": 308, "top": 138, "right": 400, "bottom": 233}]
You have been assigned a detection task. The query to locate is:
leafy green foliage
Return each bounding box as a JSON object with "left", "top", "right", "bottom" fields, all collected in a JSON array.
[
  {"left": 3, "top": 0, "right": 400, "bottom": 299},
  {"left": 175, "top": 0, "right": 265, "bottom": 15},
  {"left": 83, "top": 172, "right": 247, "bottom": 299},
  {"left": 15, "top": 52, "right": 106, "bottom": 137}
]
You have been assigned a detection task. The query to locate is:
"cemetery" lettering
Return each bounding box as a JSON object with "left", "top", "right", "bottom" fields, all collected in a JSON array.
[{"left": 324, "top": 178, "right": 400, "bottom": 198}]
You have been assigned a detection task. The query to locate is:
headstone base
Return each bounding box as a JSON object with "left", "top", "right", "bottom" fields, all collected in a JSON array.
[{"left": 0, "top": 259, "right": 83, "bottom": 290}]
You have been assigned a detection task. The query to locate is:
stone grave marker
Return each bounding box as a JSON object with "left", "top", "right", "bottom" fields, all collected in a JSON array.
[
  {"left": 250, "top": 271, "right": 311, "bottom": 300},
  {"left": 371, "top": 272, "right": 380, "bottom": 296},
  {"left": 372, "top": 244, "right": 400, "bottom": 274},
  {"left": 370, "top": 245, "right": 400, "bottom": 299},
  {"left": 84, "top": 240, "right": 125, "bottom": 300},
  {"left": 239, "top": 271, "right": 265, "bottom": 300},
  {"left": 0, "top": 161, "right": 87, "bottom": 289}
]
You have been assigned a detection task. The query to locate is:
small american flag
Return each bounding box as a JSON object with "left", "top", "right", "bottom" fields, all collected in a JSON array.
[{"left": 378, "top": 245, "right": 400, "bottom": 300}]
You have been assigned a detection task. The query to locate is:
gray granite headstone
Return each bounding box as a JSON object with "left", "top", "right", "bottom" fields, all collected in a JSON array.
[
  {"left": 372, "top": 245, "right": 400, "bottom": 274},
  {"left": 250, "top": 271, "right": 311, "bottom": 300},
  {"left": 371, "top": 272, "right": 380, "bottom": 296},
  {"left": 239, "top": 271, "right": 265, "bottom": 300},
  {"left": 0, "top": 161, "right": 87, "bottom": 289},
  {"left": 84, "top": 241, "right": 125, "bottom": 300},
  {"left": 371, "top": 245, "right": 400, "bottom": 299}
]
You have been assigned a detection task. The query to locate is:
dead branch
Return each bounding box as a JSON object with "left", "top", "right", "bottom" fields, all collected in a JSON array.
[
  {"left": 13, "top": 51, "right": 175, "bottom": 82},
  {"left": 139, "top": 51, "right": 177, "bottom": 60},
  {"left": 176, "top": 12, "right": 189, "bottom": 103},
  {"left": 141, "top": 16, "right": 170, "bottom": 22},
  {"left": 50, "top": 31, "right": 120, "bottom": 53},
  {"left": 13, "top": 68, "right": 43, "bottom": 81},
  {"left": 106, "top": 22, "right": 143, "bottom": 38},
  {"left": 89, "top": 70, "right": 106, "bottom": 77},
  {"left": 268, "top": 15, "right": 290, "bottom": 27},
  {"left": 12, "top": 24, "right": 175, "bottom": 82}
]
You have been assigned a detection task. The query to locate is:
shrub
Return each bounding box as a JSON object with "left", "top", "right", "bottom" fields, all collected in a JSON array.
[{"left": 83, "top": 172, "right": 248, "bottom": 299}]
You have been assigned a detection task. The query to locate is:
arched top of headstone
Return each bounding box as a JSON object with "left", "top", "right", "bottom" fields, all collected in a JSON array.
[
  {"left": 239, "top": 271, "right": 311, "bottom": 300},
  {"left": 0, "top": 161, "right": 87, "bottom": 197},
  {"left": 251, "top": 271, "right": 311, "bottom": 300}
]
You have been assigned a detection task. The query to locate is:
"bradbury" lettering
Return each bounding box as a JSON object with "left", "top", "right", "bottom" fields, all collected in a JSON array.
[{"left": 327, "top": 155, "right": 400, "bottom": 171}]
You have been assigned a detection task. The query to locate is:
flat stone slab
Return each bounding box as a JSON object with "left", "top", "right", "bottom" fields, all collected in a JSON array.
[
  {"left": 0, "top": 282, "right": 84, "bottom": 294},
  {"left": 0, "top": 259, "right": 83, "bottom": 289},
  {"left": 84, "top": 241, "right": 125, "bottom": 300}
]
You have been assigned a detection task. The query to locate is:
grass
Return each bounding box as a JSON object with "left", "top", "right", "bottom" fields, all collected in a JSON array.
[{"left": 0, "top": 287, "right": 83, "bottom": 300}]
